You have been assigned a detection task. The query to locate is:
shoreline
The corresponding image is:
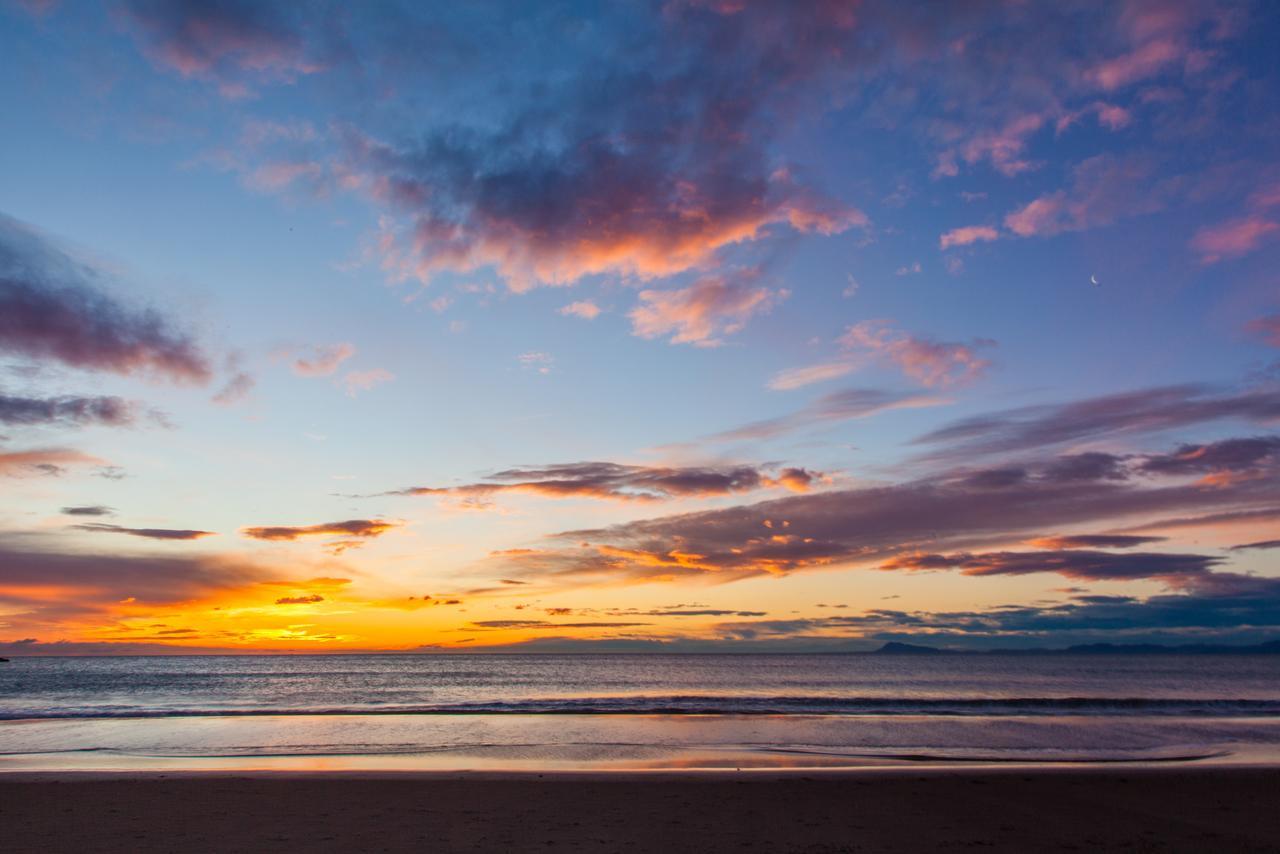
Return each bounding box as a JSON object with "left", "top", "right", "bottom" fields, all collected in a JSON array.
[
  {"left": 4, "top": 765, "right": 1278, "bottom": 852},
  {"left": 5, "top": 758, "right": 1280, "bottom": 781}
]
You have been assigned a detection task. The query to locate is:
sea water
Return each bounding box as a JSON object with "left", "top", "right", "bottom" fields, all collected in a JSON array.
[{"left": 2, "top": 653, "right": 1278, "bottom": 771}]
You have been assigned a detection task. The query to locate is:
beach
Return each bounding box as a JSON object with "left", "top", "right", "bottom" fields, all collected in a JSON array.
[{"left": 4, "top": 767, "right": 1280, "bottom": 853}]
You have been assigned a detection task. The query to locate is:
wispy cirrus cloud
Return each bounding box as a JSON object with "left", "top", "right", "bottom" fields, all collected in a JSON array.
[
  {"left": 767, "top": 360, "right": 858, "bottom": 392},
  {"left": 912, "top": 384, "right": 1280, "bottom": 463},
  {"left": 709, "top": 388, "right": 944, "bottom": 443}
]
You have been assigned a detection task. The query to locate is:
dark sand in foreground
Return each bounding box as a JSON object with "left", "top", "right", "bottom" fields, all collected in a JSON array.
[{"left": 3, "top": 767, "right": 1279, "bottom": 853}]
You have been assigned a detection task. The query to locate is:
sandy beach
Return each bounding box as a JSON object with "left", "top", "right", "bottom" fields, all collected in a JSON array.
[{"left": 4, "top": 767, "right": 1279, "bottom": 853}]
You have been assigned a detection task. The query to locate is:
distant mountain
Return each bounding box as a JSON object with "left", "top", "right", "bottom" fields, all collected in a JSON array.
[
  {"left": 868, "top": 639, "right": 1280, "bottom": 655},
  {"left": 1061, "top": 640, "right": 1280, "bottom": 655},
  {"left": 872, "top": 641, "right": 946, "bottom": 655}
]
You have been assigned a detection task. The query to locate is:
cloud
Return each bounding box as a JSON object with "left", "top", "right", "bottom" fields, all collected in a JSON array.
[
  {"left": 216, "top": 4, "right": 869, "bottom": 293},
  {"left": 275, "top": 594, "right": 324, "bottom": 605},
  {"left": 0, "top": 544, "right": 273, "bottom": 631},
  {"left": 388, "top": 461, "right": 822, "bottom": 504},
  {"left": 241, "top": 518, "right": 400, "bottom": 551},
  {"left": 1230, "top": 539, "right": 1280, "bottom": 551},
  {"left": 1083, "top": 1, "right": 1228, "bottom": 92},
  {"left": 342, "top": 368, "right": 393, "bottom": 396},
  {"left": 0, "top": 393, "right": 141, "bottom": 428},
  {"left": 481, "top": 434, "right": 1279, "bottom": 589},
  {"left": 70, "top": 523, "right": 216, "bottom": 541},
  {"left": 0, "top": 447, "right": 104, "bottom": 478},
  {"left": 709, "top": 387, "right": 943, "bottom": 443},
  {"left": 516, "top": 352, "right": 553, "bottom": 374},
  {"left": 558, "top": 301, "right": 601, "bottom": 320},
  {"left": 767, "top": 360, "right": 858, "bottom": 391},
  {"left": 880, "top": 549, "right": 1220, "bottom": 584},
  {"left": 1137, "top": 436, "right": 1280, "bottom": 479},
  {"left": 292, "top": 342, "right": 355, "bottom": 377},
  {"left": 119, "top": 0, "right": 327, "bottom": 94},
  {"left": 468, "top": 620, "right": 651, "bottom": 630},
  {"left": 0, "top": 213, "right": 211, "bottom": 383},
  {"left": 211, "top": 371, "right": 255, "bottom": 406},
  {"left": 1246, "top": 315, "right": 1280, "bottom": 348},
  {"left": 1025, "top": 534, "right": 1168, "bottom": 550},
  {"left": 712, "top": 573, "right": 1280, "bottom": 648},
  {"left": 912, "top": 384, "right": 1280, "bottom": 462},
  {"left": 629, "top": 272, "right": 787, "bottom": 347},
  {"left": 61, "top": 505, "right": 115, "bottom": 517},
  {"left": 939, "top": 225, "right": 999, "bottom": 250},
  {"left": 838, "top": 320, "right": 993, "bottom": 387},
  {"left": 1003, "top": 153, "right": 1174, "bottom": 238},
  {"left": 1191, "top": 216, "right": 1280, "bottom": 264}
]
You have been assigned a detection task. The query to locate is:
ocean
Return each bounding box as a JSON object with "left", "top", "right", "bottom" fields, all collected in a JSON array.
[{"left": 3, "top": 653, "right": 1279, "bottom": 772}]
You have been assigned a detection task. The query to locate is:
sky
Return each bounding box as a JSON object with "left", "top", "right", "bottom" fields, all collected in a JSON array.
[{"left": 1, "top": 0, "right": 1279, "bottom": 654}]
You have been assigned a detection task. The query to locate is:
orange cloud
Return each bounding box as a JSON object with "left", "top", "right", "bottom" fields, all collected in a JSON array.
[
  {"left": 629, "top": 271, "right": 787, "bottom": 347},
  {"left": 0, "top": 448, "right": 104, "bottom": 477}
]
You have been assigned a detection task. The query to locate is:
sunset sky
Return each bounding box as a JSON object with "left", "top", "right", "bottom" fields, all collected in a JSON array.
[{"left": 2, "top": 0, "right": 1279, "bottom": 654}]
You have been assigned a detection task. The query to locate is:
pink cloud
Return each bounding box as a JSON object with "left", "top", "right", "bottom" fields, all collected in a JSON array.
[
  {"left": 120, "top": 0, "right": 323, "bottom": 91},
  {"left": 939, "top": 225, "right": 999, "bottom": 250},
  {"left": 559, "top": 301, "right": 602, "bottom": 320},
  {"left": 1087, "top": 38, "right": 1185, "bottom": 91},
  {"left": 937, "top": 113, "right": 1046, "bottom": 179},
  {"left": 292, "top": 343, "right": 355, "bottom": 377},
  {"left": 246, "top": 160, "right": 324, "bottom": 192},
  {"left": 630, "top": 273, "right": 787, "bottom": 347},
  {"left": 839, "top": 320, "right": 993, "bottom": 388},
  {"left": 1191, "top": 217, "right": 1280, "bottom": 264},
  {"left": 1093, "top": 102, "right": 1133, "bottom": 130},
  {"left": 767, "top": 360, "right": 857, "bottom": 391},
  {"left": 342, "top": 369, "right": 393, "bottom": 397},
  {"left": 1191, "top": 181, "right": 1280, "bottom": 263},
  {"left": 1083, "top": 1, "right": 1228, "bottom": 92},
  {"left": 1244, "top": 315, "right": 1280, "bottom": 348},
  {"left": 1004, "top": 154, "right": 1170, "bottom": 238}
]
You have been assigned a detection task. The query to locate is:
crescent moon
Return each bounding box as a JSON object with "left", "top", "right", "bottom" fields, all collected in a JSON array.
[{"left": 1090, "top": 274, "right": 1099, "bottom": 285}]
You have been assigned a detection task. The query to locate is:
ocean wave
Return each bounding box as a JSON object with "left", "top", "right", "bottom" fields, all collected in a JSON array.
[{"left": 3, "top": 695, "right": 1280, "bottom": 720}]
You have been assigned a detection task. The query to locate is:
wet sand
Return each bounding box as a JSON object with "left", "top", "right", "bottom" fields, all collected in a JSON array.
[{"left": 3, "top": 766, "right": 1279, "bottom": 853}]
